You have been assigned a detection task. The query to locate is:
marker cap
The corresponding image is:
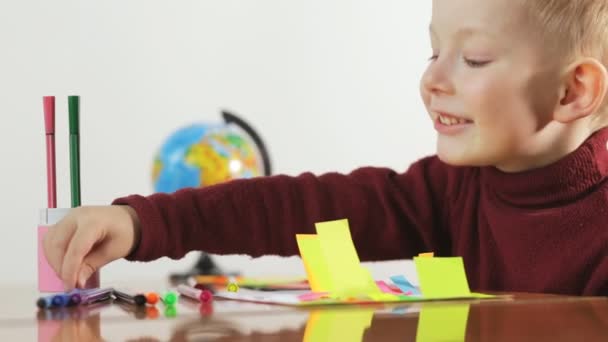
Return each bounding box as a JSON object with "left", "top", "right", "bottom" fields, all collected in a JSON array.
[
  {"left": 68, "top": 95, "right": 79, "bottom": 134},
  {"left": 43, "top": 96, "right": 55, "bottom": 134}
]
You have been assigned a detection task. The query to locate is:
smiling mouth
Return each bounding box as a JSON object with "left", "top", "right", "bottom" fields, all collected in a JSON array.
[{"left": 435, "top": 112, "right": 473, "bottom": 126}]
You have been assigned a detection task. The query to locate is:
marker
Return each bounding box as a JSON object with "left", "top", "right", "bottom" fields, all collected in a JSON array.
[
  {"left": 113, "top": 289, "right": 147, "bottom": 306},
  {"left": 115, "top": 300, "right": 149, "bottom": 319},
  {"left": 68, "top": 95, "right": 81, "bottom": 207},
  {"left": 36, "top": 294, "right": 55, "bottom": 309},
  {"left": 81, "top": 287, "right": 113, "bottom": 305},
  {"left": 66, "top": 292, "right": 82, "bottom": 306},
  {"left": 43, "top": 96, "right": 57, "bottom": 208},
  {"left": 145, "top": 292, "right": 159, "bottom": 305},
  {"left": 50, "top": 294, "right": 69, "bottom": 307},
  {"left": 177, "top": 284, "right": 213, "bottom": 303},
  {"left": 161, "top": 290, "right": 179, "bottom": 305}
]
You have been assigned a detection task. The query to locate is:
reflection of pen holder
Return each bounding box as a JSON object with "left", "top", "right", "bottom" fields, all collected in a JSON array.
[{"left": 38, "top": 208, "right": 100, "bottom": 292}]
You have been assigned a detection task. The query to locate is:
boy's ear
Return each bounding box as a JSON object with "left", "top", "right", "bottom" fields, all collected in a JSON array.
[{"left": 554, "top": 58, "right": 608, "bottom": 123}]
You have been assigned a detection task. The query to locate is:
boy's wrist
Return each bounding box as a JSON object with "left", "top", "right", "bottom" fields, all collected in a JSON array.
[{"left": 121, "top": 205, "right": 142, "bottom": 257}]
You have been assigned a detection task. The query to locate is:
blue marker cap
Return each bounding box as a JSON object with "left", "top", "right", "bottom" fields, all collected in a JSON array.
[{"left": 51, "top": 294, "right": 67, "bottom": 307}]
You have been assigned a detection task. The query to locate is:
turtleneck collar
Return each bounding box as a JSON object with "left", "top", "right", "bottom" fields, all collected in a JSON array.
[{"left": 480, "top": 128, "right": 608, "bottom": 207}]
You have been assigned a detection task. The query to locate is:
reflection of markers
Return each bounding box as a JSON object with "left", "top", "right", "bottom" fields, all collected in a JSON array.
[
  {"left": 161, "top": 290, "right": 179, "bottom": 305},
  {"left": 164, "top": 305, "right": 177, "bottom": 318},
  {"left": 179, "top": 296, "right": 214, "bottom": 316},
  {"left": 115, "top": 300, "right": 159, "bottom": 320},
  {"left": 81, "top": 288, "right": 113, "bottom": 305},
  {"left": 115, "top": 300, "right": 148, "bottom": 319},
  {"left": 113, "top": 289, "right": 147, "bottom": 306},
  {"left": 177, "top": 284, "right": 213, "bottom": 303}
]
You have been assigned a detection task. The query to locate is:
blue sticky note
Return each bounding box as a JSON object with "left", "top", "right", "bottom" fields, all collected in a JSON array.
[{"left": 390, "top": 275, "right": 420, "bottom": 295}]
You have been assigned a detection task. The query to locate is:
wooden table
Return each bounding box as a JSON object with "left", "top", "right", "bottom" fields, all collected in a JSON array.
[{"left": 1, "top": 283, "right": 606, "bottom": 341}]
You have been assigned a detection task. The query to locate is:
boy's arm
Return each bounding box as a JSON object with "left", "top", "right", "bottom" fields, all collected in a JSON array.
[{"left": 113, "top": 156, "right": 453, "bottom": 262}]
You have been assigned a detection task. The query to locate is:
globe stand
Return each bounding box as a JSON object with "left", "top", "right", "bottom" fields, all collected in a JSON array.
[
  {"left": 168, "top": 252, "right": 240, "bottom": 286},
  {"left": 162, "top": 110, "right": 271, "bottom": 287}
]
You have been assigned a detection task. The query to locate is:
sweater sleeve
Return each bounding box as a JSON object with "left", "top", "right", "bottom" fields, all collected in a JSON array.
[{"left": 112, "top": 156, "right": 453, "bottom": 262}]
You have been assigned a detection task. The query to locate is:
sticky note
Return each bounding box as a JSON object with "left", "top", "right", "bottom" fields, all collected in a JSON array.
[
  {"left": 415, "top": 257, "right": 471, "bottom": 299},
  {"left": 296, "top": 234, "right": 334, "bottom": 292},
  {"left": 416, "top": 304, "right": 470, "bottom": 342},
  {"left": 315, "top": 219, "right": 381, "bottom": 297},
  {"left": 375, "top": 280, "right": 403, "bottom": 295},
  {"left": 418, "top": 252, "right": 434, "bottom": 257},
  {"left": 390, "top": 275, "right": 420, "bottom": 295},
  {"left": 303, "top": 309, "right": 374, "bottom": 342}
]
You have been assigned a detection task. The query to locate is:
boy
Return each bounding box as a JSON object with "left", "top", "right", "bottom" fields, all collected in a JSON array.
[{"left": 44, "top": 0, "right": 608, "bottom": 295}]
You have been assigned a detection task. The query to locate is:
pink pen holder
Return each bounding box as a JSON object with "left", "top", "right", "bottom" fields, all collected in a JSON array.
[{"left": 38, "top": 208, "right": 100, "bottom": 292}]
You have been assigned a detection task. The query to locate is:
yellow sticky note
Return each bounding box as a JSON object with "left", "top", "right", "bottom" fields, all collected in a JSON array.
[
  {"left": 303, "top": 309, "right": 374, "bottom": 342},
  {"left": 418, "top": 252, "right": 434, "bottom": 257},
  {"left": 296, "top": 234, "right": 333, "bottom": 292},
  {"left": 315, "top": 219, "right": 381, "bottom": 297},
  {"left": 416, "top": 304, "right": 470, "bottom": 342},
  {"left": 415, "top": 257, "right": 472, "bottom": 299}
]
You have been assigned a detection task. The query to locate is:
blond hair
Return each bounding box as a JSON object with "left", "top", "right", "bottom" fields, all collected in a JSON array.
[
  {"left": 523, "top": 1, "right": 608, "bottom": 64},
  {"left": 522, "top": 1, "right": 608, "bottom": 127}
]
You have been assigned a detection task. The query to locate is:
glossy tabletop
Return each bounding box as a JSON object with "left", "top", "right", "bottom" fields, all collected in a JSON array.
[{"left": 1, "top": 282, "right": 607, "bottom": 341}]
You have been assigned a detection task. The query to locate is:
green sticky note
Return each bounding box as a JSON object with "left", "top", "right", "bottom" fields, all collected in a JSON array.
[
  {"left": 416, "top": 304, "right": 470, "bottom": 342},
  {"left": 315, "top": 219, "right": 381, "bottom": 296},
  {"left": 304, "top": 309, "right": 374, "bottom": 342},
  {"left": 296, "top": 234, "right": 333, "bottom": 292},
  {"left": 415, "top": 257, "right": 472, "bottom": 299}
]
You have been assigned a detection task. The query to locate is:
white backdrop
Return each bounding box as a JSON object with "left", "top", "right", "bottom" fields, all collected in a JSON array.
[{"left": 0, "top": 0, "right": 434, "bottom": 285}]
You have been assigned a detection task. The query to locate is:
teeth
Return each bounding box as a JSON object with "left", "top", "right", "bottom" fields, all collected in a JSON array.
[{"left": 438, "top": 114, "right": 467, "bottom": 126}]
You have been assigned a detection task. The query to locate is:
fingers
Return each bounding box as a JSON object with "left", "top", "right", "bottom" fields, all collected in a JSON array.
[
  {"left": 43, "top": 216, "right": 77, "bottom": 280},
  {"left": 76, "top": 242, "right": 116, "bottom": 288},
  {"left": 60, "top": 225, "right": 104, "bottom": 290}
]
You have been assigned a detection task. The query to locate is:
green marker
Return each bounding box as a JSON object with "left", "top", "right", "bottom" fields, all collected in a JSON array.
[
  {"left": 162, "top": 291, "right": 178, "bottom": 305},
  {"left": 68, "top": 96, "right": 81, "bottom": 207}
]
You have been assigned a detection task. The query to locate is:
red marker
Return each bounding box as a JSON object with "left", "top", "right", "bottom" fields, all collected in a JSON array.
[
  {"left": 177, "top": 284, "right": 213, "bottom": 303},
  {"left": 43, "top": 96, "right": 56, "bottom": 208}
]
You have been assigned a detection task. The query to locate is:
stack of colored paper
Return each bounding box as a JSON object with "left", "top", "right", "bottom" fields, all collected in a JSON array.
[
  {"left": 194, "top": 275, "right": 309, "bottom": 291},
  {"left": 216, "top": 219, "right": 495, "bottom": 306}
]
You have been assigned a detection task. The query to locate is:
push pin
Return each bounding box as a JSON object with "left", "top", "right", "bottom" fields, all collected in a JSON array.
[{"left": 227, "top": 283, "right": 239, "bottom": 292}]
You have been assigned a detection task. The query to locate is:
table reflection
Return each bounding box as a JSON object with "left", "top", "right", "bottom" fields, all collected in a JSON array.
[
  {"left": 35, "top": 296, "right": 608, "bottom": 342},
  {"left": 36, "top": 301, "right": 107, "bottom": 342}
]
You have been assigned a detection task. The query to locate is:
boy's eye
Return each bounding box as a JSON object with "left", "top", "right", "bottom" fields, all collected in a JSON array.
[
  {"left": 428, "top": 55, "right": 439, "bottom": 62},
  {"left": 463, "top": 58, "right": 491, "bottom": 68}
]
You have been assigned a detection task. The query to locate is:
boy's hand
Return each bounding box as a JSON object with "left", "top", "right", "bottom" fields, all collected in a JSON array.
[{"left": 43, "top": 205, "right": 141, "bottom": 291}]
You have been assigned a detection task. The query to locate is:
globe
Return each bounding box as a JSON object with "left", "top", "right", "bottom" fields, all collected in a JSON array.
[{"left": 152, "top": 111, "right": 271, "bottom": 193}]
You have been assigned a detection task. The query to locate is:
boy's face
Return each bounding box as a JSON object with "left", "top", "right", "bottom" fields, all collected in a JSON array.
[{"left": 420, "top": 0, "right": 564, "bottom": 171}]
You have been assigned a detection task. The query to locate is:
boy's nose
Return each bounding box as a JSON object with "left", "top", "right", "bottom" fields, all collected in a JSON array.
[{"left": 421, "top": 60, "right": 453, "bottom": 96}]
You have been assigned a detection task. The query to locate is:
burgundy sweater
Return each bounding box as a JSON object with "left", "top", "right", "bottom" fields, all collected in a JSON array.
[{"left": 114, "top": 129, "right": 608, "bottom": 296}]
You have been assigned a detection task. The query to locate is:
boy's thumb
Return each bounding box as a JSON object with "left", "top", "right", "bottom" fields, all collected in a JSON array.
[{"left": 77, "top": 254, "right": 107, "bottom": 288}]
